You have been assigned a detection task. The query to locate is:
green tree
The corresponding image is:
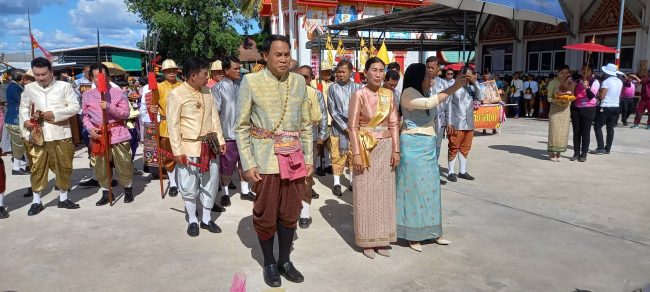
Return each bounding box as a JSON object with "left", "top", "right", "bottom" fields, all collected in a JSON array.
[{"left": 125, "top": 0, "right": 243, "bottom": 61}]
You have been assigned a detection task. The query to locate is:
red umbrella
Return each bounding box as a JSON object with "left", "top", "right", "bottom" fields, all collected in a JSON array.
[
  {"left": 563, "top": 43, "right": 617, "bottom": 53},
  {"left": 444, "top": 63, "right": 475, "bottom": 71}
]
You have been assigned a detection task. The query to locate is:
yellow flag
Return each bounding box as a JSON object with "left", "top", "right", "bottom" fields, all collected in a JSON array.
[{"left": 376, "top": 40, "right": 390, "bottom": 64}]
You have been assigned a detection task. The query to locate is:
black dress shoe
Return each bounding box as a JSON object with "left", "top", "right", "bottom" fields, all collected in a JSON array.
[
  {"left": 124, "top": 187, "right": 134, "bottom": 203},
  {"left": 27, "top": 203, "right": 44, "bottom": 216},
  {"left": 569, "top": 155, "right": 580, "bottom": 161},
  {"left": 168, "top": 186, "right": 178, "bottom": 197},
  {"left": 58, "top": 199, "right": 80, "bottom": 209},
  {"left": 299, "top": 217, "right": 312, "bottom": 229},
  {"left": 278, "top": 261, "right": 304, "bottom": 283},
  {"left": 221, "top": 195, "right": 231, "bottom": 207},
  {"left": 447, "top": 173, "right": 458, "bottom": 182},
  {"left": 228, "top": 181, "right": 237, "bottom": 189},
  {"left": 96, "top": 190, "right": 110, "bottom": 206},
  {"left": 440, "top": 179, "right": 447, "bottom": 185},
  {"left": 79, "top": 178, "right": 100, "bottom": 187},
  {"left": 324, "top": 166, "right": 333, "bottom": 174},
  {"left": 0, "top": 206, "right": 9, "bottom": 219},
  {"left": 348, "top": 184, "right": 353, "bottom": 192},
  {"left": 578, "top": 156, "right": 587, "bottom": 162},
  {"left": 263, "top": 264, "right": 282, "bottom": 287},
  {"left": 240, "top": 192, "right": 256, "bottom": 201},
  {"left": 211, "top": 204, "right": 226, "bottom": 213},
  {"left": 111, "top": 180, "right": 118, "bottom": 187},
  {"left": 200, "top": 221, "right": 222, "bottom": 233},
  {"left": 458, "top": 172, "right": 475, "bottom": 181},
  {"left": 311, "top": 190, "right": 319, "bottom": 199},
  {"left": 187, "top": 222, "right": 199, "bottom": 237},
  {"left": 315, "top": 167, "right": 325, "bottom": 177},
  {"left": 333, "top": 185, "right": 343, "bottom": 197},
  {"left": 23, "top": 187, "right": 33, "bottom": 197}
]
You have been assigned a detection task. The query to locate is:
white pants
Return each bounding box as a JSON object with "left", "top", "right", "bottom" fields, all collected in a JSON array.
[{"left": 175, "top": 157, "right": 219, "bottom": 207}]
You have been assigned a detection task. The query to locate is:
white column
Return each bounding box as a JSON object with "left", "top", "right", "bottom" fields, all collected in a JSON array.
[
  {"left": 271, "top": 15, "right": 277, "bottom": 35},
  {"left": 278, "top": 0, "right": 285, "bottom": 36},
  {"left": 513, "top": 20, "right": 525, "bottom": 72},
  {"left": 288, "top": 0, "right": 297, "bottom": 60},
  {"left": 298, "top": 14, "right": 311, "bottom": 66}
]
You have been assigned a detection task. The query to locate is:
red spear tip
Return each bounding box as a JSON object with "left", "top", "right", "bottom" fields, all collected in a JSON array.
[
  {"left": 148, "top": 72, "right": 158, "bottom": 90},
  {"left": 97, "top": 72, "right": 108, "bottom": 93}
]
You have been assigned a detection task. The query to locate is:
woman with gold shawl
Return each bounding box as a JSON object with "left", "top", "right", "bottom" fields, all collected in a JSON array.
[
  {"left": 348, "top": 57, "right": 399, "bottom": 259},
  {"left": 396, "top": 64, "right": 465, "bottom": 252}
]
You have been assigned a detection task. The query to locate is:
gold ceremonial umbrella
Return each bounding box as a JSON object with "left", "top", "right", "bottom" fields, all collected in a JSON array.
[{"left": 102, "top": 62, "right": 126, "bottom": 76}]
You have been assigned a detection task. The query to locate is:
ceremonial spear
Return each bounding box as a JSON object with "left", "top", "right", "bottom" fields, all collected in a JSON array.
[
  {"left": 96, "top": 29, "right": 113, "bottom": 205},
  {"left": 145, "top": 29, "right": 165, "bottom": 198}
]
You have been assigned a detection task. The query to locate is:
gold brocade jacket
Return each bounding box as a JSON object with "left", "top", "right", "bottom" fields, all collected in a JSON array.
[
  {"left": 235, "top": 69, "right": 313, "bottom": 174},
  {"left": 166, "top": 82, "right": 225, "bottom": 158}
]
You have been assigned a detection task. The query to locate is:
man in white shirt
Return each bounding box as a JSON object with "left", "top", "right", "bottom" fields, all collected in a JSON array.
[
  {"left": 592, "top": 63, "right": 623, "bottom": 154},
  {"left": 510, "top": 72, "right": 524, "bottom": 118},
  {"left": 19, "top": 57, "right": 81, "bottom": 216}
]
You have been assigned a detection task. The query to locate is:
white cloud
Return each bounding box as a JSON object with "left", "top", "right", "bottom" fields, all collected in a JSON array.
[
  {"left": 0, "top": 0, "right": 66, "bottom": 15},
  {"left": 67, "top": 0, "right": 145, "bottom": 47}
]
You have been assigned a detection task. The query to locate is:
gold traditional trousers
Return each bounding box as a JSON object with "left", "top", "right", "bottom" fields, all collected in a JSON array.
[
  {"left": 27, "top": 138, "right": 74, "bottom": 193},
  {"left": 5, "top": 124, "right": 26, "bottom": 160},
  {"left": 92, "top": 141, "right": 134, "bottom": 189},
  {"left": 329, "top": 135, "right": 350, "bottom": 176}
]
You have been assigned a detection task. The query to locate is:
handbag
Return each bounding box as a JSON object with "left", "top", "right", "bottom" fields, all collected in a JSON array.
[{"left": 29, "top": 104, "right": 44, "bottom": 146}]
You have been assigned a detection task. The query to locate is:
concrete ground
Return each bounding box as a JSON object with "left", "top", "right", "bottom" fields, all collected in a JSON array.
[{"left": 1, "top": 117, "right": 649, "bottom": 292}]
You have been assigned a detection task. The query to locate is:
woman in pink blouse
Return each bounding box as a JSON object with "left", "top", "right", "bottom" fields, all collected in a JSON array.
[
  {"left": 570, "top": 65, "right": 599, "bottom": 162},
  {"left": 348, "top": 57, "right": 400, "bottom": 259}
]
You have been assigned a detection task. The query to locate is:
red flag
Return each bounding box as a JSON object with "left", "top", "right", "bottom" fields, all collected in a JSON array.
[
  {"left": 30, "top": 34, "right": 53, "bottom": 61},
  {"left": 97, "top": 73, "right": 108, "bottom": 93},
  {"left": 147, "top": 72, "right": 158, "bottom": 90}
]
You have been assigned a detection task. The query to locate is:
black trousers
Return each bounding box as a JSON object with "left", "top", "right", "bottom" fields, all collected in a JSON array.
[
  {"left": 619, "top": 98, "right": 637, "bottom": 125},
  {"left": 594, "top": 107, "right": 620, "bottom": 152},
  {"left": 570, "top": 107, "right": 596, "bottom": 157}
]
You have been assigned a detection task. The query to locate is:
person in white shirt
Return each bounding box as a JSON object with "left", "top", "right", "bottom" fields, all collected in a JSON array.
[
  {"left": 19, "top": 57, "right": 81, "bottom": 216},
  {"left": 510, "top": 72, "right": 524, "bottom": 118},
  {"left": 523, "top": 74, "right": 539, "bottom": 117},
  {"left": 592, "top": 63, "right": 623, "bottom": 154}
]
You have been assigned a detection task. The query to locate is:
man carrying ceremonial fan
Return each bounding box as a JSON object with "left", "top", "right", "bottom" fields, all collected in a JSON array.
[
  {"left": 19, "top": 57, "right": 80, "bottom": 216},
  {"left": 167, "top": 57, "right": 226, "bottom": 237},
  {"left": 82, "top": 63, "right": 135, "bottom": 205}
]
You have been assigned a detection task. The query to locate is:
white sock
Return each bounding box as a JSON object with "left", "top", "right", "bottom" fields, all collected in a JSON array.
[
  {"left": 19, "top": 159, "right": 27, "bottom": 168},
  {"left": 59, "top": 190, "right": 68, "bottom": 202},
  {"left": 300, "top": 201, "right": 310, "bottom": 218},
  {"left": 168, "top": 169, "right": 177, "bottom": 187},
  {"left": 184, "top": 199, "right": 198, "bottom": 224},
  {"left": 222, "top": 185, "right": 229, "bottom": 197},
  {"left": 12, "top": 159, "right": 20, "bottom": 171},
  {"left": 459, "top": 154, "right": 467, "bottom": 174},
  {"left": 241, "top": 181, "right": 251, "bottom": 194},
  {"left": 333, "top": 175, "right": 341, "bottom": 186},
  {"left": 32, "top": 192, "right": 42, "bottom": 204},
  {"left": 448, "top": 156, "right": 457, "bottom": 175},
  {"left": 348, "top": 173, "right": 353, "bottom": 185},
  {"left": 125, "top": 181, "right": 132, "bottom": 188},
  {"left": 0, "top": 192, "right": 4, "bottom": 206},
  {"left": 202, "top": 207, "right": 212, "bottom": 224}
]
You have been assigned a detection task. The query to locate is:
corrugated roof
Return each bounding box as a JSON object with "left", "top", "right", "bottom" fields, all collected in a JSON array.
[{"left": 50, "top": 44, "right": 151, "bottom": 54}]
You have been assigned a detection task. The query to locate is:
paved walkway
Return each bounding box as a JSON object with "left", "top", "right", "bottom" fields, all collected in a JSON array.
[{"left": 1, "top": 118, "right": 649, "bottom": 291}]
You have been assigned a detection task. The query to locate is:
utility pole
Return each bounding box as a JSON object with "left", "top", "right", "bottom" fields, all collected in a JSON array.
[{"left": 28, "top": 4, "right": 35, "bottom": 59}]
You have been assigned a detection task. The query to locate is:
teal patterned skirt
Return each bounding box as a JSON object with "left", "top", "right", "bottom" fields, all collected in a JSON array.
[{"left": 396, "top": 133, "right": 443, "bottom": 241}]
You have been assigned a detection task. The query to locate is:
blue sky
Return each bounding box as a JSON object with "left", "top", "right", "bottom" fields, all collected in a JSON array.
[{"left": 0, "top": 0, "right": 257, "bottom": 54}]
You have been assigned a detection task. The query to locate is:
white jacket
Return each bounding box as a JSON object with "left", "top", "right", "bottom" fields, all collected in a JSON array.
[{"left": 19, "top": 80, "right": 80, "bottom": 141}]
